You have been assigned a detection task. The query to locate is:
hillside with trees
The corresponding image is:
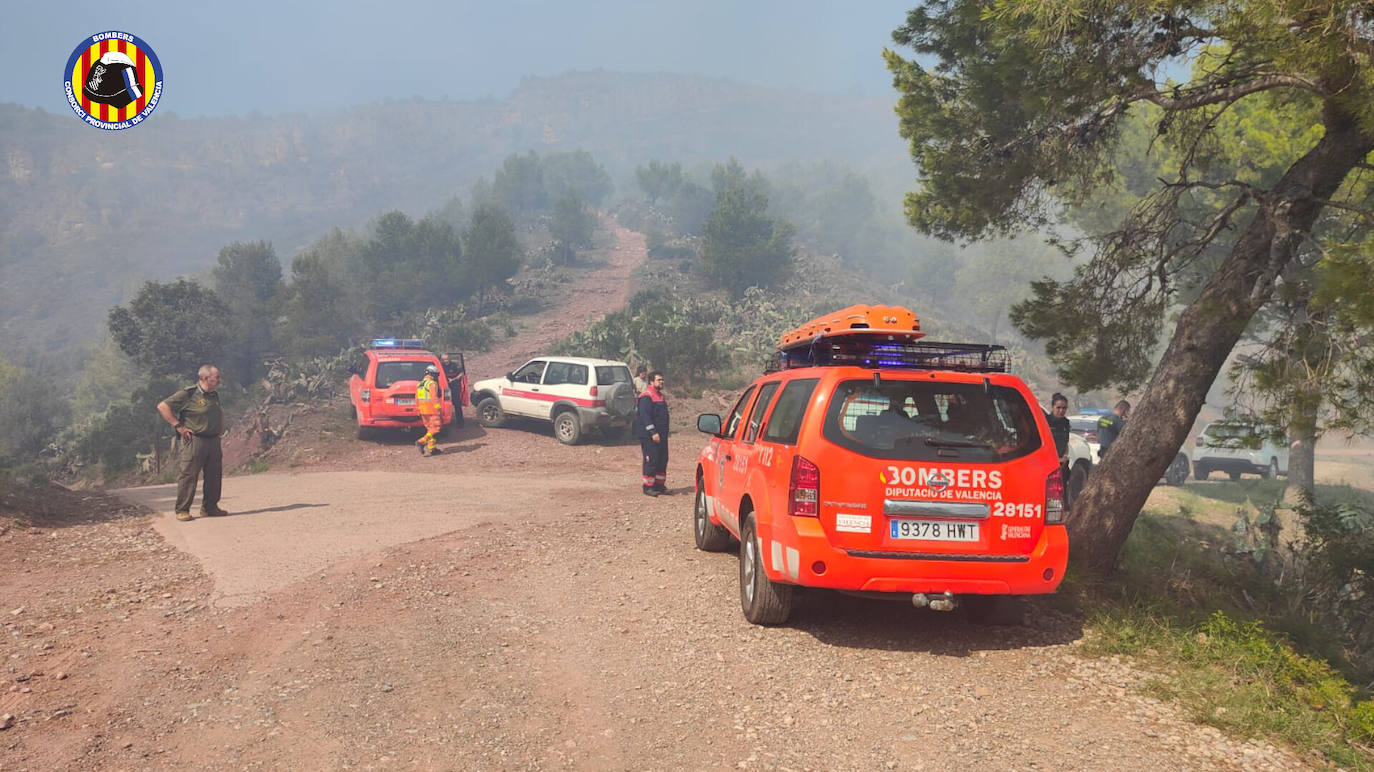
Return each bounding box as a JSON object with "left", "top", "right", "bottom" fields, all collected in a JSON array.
[{"left": 0, "top": 71, "right": 900, "bottom": 355}]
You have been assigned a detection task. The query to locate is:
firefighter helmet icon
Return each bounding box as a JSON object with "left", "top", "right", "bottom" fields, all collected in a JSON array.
[
  {"left": 64, "top": 31, "right": 163, "bottom": 130},
  {"left": 84, "top": 51, "right": 142, "bottom": 109}
]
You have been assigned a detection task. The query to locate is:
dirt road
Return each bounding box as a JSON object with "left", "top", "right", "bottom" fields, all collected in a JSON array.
[{"left": 0, "top": 223, "right": 1305, "bottom": 770}]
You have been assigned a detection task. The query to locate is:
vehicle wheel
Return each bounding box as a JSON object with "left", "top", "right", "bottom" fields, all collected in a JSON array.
[
  {"left": 1194, "top": 464, "right": 1210, "bottom": 481},
  {"left": 1262, "top": 457, "right": 1278, "bottom": 479},
  {"left": 1065, "top": 463, "right": 1089, "bottom": 513},
  {"left": 1228, "top": 471, "right": 1242, "bottom": 481},
  {"left": 554, "top": 411, "right": 582, "bottom": 445},
  {"left": 694, "top": 476, "right": 734, "bottom": 552},
  {"left": 357, "top": 423, "right": 377, "bottom": 441},
  {"left": 1164, "top": 453, "right": 1190, "bottom": 486},
  {"left": 739, "top": 513, "right": 794, "bottom": 625},
  {"left": 476, "top": 397, "right": 505, "bottom": 428},
  {"left": 963, "top": 595, "right": 1024, "bottom": 626},
  {"left": 349, "top": 403, "right": 357, "bottom": 419}
]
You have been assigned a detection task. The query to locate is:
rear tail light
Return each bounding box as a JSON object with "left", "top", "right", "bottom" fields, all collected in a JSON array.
[
  {"left": 788, "top": 456, "right": 820, "bottom": 517},
  {"left": 589, "top": 385, "right": 598, "bottom": 397},
  {"left": 1045, "top": 467, "right": 1065, "bottom": 524},
  {"left": 360, "top": 388, "right": 371, "bottom": 403}
]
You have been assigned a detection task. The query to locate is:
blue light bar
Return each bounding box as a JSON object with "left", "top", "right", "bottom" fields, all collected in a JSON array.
[{"left": 369, "top": 338, "right": 426, "bottom": 349}]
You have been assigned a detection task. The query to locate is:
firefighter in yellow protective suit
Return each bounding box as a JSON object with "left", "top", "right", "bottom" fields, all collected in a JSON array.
[{"left": 415, "top": 365, "right": 443, "bottom": 456}]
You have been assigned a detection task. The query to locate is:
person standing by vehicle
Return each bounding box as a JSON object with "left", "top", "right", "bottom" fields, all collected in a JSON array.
[
  {"left": 1046, "top": 393, "right": 1071, "bottom": 466},
  {"left": 636, "top": 371, "right": 669, "bottom": 496},
  {"left": 1097, "top": 399, "right": 1131, "bottom": 460},
  {"left": 157, "top": 365, "right": 227, "bottom": 521},
  {"left": 633, "top": 364, "right": 648, "bottom": 395},
  {"left": 415, "top": 365, "right": 443, "bottom": 456}
]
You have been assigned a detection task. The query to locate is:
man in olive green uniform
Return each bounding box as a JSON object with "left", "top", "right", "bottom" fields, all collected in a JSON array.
[{"left": 157, "top": 365, "right": 228, "bottom": 521}]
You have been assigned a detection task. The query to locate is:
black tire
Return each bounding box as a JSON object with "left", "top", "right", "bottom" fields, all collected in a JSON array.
[
  {"left": 1164, "top": 453, "right": 1190, "bottom": 486},
  {"left": 1262, "top": 457, "right": 1278, "bottom": 479},
  {"left": 349, "top": 403, "right": 357, "bottom": 419},
  {"left": 739, "top": 513, "right": 793, "bottom": 625},
  {"left": 357, "top": 423, "right": 377, "bottom": 441},
  {"left": 554, "top": 410, "right": 582, "bottom": 445},
  {"left": 1194, "top": 463, "right": 1210, "bottom": 481},
  {"left": 694, "top": 476, "right": 734, "bottom": 552},
  {"left": 1066, "top": 462, "right": 1089, "bottom": 512},
  {"left": 1228, "top": 471, "right": 1242, "bottom": 481},
  {"left": 476, "top": 397, "right": 505, "bottom": 428},
  {"left": 963, "top": 595, "right": 1025, "bottom": 626}
]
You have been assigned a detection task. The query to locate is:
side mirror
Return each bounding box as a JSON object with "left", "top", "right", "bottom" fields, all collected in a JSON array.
[
  {"left": 697, "top": 413, "right": 723, "bottom": 436},
  {"left": 505, "top": 372, "right": 515, "bottom": 382}
]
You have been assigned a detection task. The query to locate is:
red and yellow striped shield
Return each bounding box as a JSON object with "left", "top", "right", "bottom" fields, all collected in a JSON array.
[{"left": 64, "top": 31, "right": 164, "bottom": 130}]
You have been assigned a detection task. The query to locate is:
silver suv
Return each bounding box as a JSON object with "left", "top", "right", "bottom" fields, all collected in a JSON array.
[{"left": 469, "top": 356, "right": 637, "bottom": 444}]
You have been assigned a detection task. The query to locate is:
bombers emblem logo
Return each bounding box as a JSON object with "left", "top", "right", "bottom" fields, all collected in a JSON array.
[
  {"left": 926, "top": 472, "right": 953, "bottom": 492},
  {"left": 64, "top": 31, "right": 163, "bottom": 130}
]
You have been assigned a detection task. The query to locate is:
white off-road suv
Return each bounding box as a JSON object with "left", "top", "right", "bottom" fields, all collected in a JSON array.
[
  {"left": 469, "top": 356, "right": 637, "bottom": 445},
  {"left": 1192, "top": 419, "right": 1289, "bottom": 481}
]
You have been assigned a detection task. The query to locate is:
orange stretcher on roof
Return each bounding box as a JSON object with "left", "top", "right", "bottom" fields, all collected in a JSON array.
[{"left": 778, "top": 304, "right": 924, "bottom": 349}]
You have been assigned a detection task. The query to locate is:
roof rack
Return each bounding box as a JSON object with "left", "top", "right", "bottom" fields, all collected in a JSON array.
[
  {"left": 768, "top": 305, "right": 1007, "bottom": 373},
  {"left": 768, "top": 338, "right": 1009, "bottom": 373}
]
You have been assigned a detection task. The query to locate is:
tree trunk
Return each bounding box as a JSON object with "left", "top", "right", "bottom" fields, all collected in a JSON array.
[
  {"left": 1288, "top": 427, "right": 1316, "bottom": 499},
  {"left": 1285, "top": 297, "right": 1322, "bottom": 502},
  {"left": 1068, "top": 109, "right": 1373, "bottom": 576}
]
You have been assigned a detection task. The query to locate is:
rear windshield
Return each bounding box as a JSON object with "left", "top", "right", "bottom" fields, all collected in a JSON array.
[
  {"left": 1206, "top": 423, "right": 1255, "bottom": 439},
  {"left": 375, "top": 360, "right": 434, "bottom": 388},
  {"left": 596, "top": 366, "right": 632, "bottom": 386},
  {"left": 821, "top": 379, "right": 1042, "bottom": 462},
  {"left": 1069, "top": 418, "right": 1099, "bottom": 434},
  {"left": 1204, "top": 423, "right": 1263, "bottom": 448}
]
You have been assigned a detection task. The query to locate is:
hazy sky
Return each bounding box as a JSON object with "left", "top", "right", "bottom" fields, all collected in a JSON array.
[{"left": 6, "top": 0, "right": 916, "bottom": 118}]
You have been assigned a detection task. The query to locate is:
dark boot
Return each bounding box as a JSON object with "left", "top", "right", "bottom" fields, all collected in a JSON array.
[{"left": 642, "top": 486, "right": 660, "bottom": 497}]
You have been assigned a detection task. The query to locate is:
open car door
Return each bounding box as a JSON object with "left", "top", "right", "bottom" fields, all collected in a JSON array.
[{"left": 442, "top": 352, "right": 468, "bottom": 406}]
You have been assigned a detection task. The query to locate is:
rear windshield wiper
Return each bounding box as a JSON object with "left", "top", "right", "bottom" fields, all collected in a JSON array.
[{"left": 923, "top": 437, "right": 988, "bottom": 449}]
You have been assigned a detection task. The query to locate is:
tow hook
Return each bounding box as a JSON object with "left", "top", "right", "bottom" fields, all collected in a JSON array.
[{"left": 912, "top": 591, "right": 957, "bottom": 612}]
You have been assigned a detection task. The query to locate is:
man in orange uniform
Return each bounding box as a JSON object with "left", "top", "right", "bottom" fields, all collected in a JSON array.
[{"left": 415, "top": 365, "right": 443, "bottom": 456}]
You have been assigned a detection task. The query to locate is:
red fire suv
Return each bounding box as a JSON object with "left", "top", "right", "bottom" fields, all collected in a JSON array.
[
  {"left": 348, "top": 339, "right": 467, "bottom": 440},
  {"left": 693, "top": 305, "right": 1068, "bottom": 625}
]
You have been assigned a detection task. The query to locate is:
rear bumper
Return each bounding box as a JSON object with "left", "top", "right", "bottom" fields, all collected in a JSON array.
[
  {"left": 575, "top": 406, "right": 631, "bottom": 429},
  {"left": 759, "top": 516, "right": 1068, "bottom": 596},
  {"left": 1193, "top": 456, "right": 1264, "bottom": 474},
  {"left": 360, "top": 406, "right": 452, "bottom": 428}
]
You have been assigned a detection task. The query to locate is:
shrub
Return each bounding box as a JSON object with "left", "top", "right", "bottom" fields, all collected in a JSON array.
[
  {"left": 1292, "top": 495, "right": 1374, "bottom": 679},
  {"left": 554, "top": 296, "right": 725, "bottom": 381}
]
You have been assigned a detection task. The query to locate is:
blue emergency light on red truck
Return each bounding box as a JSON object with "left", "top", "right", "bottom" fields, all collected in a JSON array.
[{"left": 348, "top": 339, "right": 468, "bottom": 440}]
